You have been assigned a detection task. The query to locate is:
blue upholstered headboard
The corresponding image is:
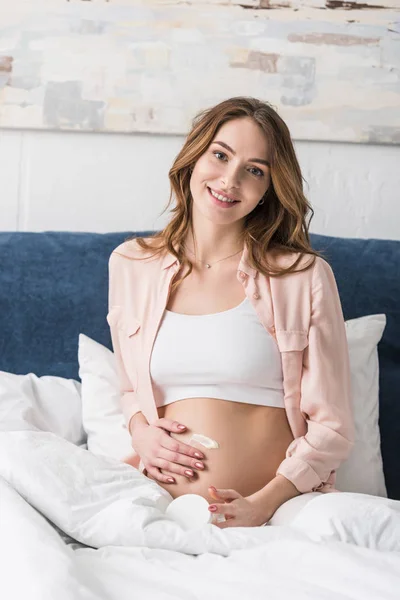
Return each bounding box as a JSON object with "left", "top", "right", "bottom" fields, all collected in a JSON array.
[{"left": 1, "top": 231, "right": 399, "bottom": 499}]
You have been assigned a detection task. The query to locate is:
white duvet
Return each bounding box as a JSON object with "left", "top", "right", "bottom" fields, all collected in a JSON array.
[{"left": 0, "top": 429, "right": 400, "bottom": 600}]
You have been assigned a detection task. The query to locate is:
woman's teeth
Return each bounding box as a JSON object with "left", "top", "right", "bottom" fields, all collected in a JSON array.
[{"left": 209, "top": 188, "right": 236, "bottom": 203}]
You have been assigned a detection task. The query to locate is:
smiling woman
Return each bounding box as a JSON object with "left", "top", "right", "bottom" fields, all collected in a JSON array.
[{"left": 108, "top": 96, "right": 354, "bottom": 528}]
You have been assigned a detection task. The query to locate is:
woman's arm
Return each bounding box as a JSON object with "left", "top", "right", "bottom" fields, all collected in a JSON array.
[
  {"left": 107, "top": 252, "right": 143, "bottom": 429},
  {"left": 275, "top": 257, "right": 356, "bottom": 494},
  {"left": 246, "top": 474, "right": 302, "bottom": 522},
  {"left": 129, "top": 411, "right": 149, "bottom": 436}
]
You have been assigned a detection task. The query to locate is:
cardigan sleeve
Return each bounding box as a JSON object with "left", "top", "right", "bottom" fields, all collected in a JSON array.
[
  {"left": 276, "top": 257, "right": 355, "bottom": 493},
  {"left": 107, "top": 251, "right": 142, "bottom": 433}
]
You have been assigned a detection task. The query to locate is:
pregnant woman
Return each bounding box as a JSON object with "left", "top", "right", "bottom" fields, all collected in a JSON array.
[{"left": 107, "top": 96, "right": 355, "bottom": 528}]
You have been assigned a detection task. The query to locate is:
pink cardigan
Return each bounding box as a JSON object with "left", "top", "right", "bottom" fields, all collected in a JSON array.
[{"left": 107, "top": 238, "right": 355, "bottom": 494}]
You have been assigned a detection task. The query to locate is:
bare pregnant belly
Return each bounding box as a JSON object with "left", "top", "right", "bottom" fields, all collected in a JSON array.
[{"left": 147, "top": 397, "right": 294, "bottom": 501}]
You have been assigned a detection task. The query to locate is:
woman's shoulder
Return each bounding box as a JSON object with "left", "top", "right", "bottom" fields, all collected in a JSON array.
[
  {"left": 110, "top": 236, "right": 158, "bottom": 261},
  {"left": 266, "top": 251, "right": 336, "bottom": 294},
  {"left": 267, "top": 247, "right": 319, "bottom": 273}
]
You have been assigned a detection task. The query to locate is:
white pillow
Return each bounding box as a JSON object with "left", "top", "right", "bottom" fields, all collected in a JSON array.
[
  {"left": 78, "top": 313, "right": 388, "bottom": 497},
  {"left": 0, "top": 371, "right": 85, "bottom": 446},
  {"left": 78, "top": 334, "right": 132, "bottom": 460},
  {"left": 336, "top": 313, "right": 387, "bottom": 497}
]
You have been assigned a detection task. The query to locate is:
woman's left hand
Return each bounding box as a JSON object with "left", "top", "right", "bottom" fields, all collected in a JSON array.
[{"left": 208, "top": 486, "right": 270, "bottom": 528}]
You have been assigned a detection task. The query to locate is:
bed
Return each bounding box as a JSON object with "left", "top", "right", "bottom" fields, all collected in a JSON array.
[{"left": 1, "top": 230, "right": 399, "bottom": 599}]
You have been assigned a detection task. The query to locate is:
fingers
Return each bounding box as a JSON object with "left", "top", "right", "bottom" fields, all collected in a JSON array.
[
  {"left": 151, "top": 454, "right": 203, "bottom": 479},
  {"left": 209, "top": 503, "right": 236, "bottom": 518},
  {"left": 155, "top": 418, "right": 188, "bottom": 434},
  {"left": 143, "top": 424, "right": 206, "bottom": 479},
  {"left": 208, "top": 488, "right": 242, "bottom": 521},
  {"left": 159, "top": 447, "right": 205, "bottom": 472},
  {"left": 208, "top": 487, "right": 241, "bottom": 501},
  {"left": 209, "top": 489, "right": 221, "bottom": 502},
  {"left": 145, "top": 465, "right": 176, "bottom": 485},
  {"left": 161, "top": 436, "right": 205, "bottom": 461}
]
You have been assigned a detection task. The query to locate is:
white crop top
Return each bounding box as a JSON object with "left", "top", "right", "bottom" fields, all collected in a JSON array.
[{"left": 150, "top": 296, "right": 285, "bottom": 409}]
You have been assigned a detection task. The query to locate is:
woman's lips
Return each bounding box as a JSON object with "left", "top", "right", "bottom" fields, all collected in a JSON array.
[{"left": 207, "top": 187, "right": 240, "bottom": 209}]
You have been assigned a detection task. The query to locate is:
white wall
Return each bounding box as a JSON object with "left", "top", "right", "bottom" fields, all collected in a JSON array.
[{"left": 1, "top": 127, "right": 399, "bottom": 240}]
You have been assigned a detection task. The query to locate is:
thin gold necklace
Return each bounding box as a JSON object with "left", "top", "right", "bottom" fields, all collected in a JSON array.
[{"left": 184, "top": 245, "right": 243, "bottom": 269}]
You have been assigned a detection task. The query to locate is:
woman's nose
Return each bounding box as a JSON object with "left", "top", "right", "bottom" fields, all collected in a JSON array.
[{"left": 222, "top": 168, "right": 241, "bottom": 188}]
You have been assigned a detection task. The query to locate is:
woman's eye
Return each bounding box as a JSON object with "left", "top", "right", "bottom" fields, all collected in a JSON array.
[
  {"left": 249, "top": 167, "right": 264, "bottom": 178},
  {"left": 212, "top": 151, "right": 264, "bottom": 178}
]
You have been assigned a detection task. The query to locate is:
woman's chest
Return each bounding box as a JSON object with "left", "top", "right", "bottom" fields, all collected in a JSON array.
[{"left": 166, "top": 266, "right": 246, "bottom": 315}]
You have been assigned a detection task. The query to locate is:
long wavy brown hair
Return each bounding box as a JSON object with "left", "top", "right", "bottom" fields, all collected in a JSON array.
[{"left": 125, "top": 96, "right": 327, "bottom": 293}]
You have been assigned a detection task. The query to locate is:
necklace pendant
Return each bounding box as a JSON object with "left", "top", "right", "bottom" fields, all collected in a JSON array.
[{"left": 205, "top": 263, "right": 211, "bottom": 269}]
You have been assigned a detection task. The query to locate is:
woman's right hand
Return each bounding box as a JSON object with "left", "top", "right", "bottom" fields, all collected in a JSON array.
[{"left": 130, "top": 418, "right": 206, "bottom": 484}]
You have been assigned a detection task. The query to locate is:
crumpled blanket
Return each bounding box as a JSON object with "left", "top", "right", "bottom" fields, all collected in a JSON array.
[{"left": 2, "top": 429, "right": 400, "bottom": 600}]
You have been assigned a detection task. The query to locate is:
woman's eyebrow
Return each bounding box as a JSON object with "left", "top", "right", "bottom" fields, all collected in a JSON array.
[{"left": 212, "top": 140, "right": 270, "bottom": 167}]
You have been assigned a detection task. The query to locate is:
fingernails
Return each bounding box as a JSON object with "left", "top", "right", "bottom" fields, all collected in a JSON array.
[
  {"left": 195, "top": 462, "right": 204, "bottom": 469},
  {"left": 185, "top": 470, "right": 194, "bottom": 477},
  {"left": 194, "top": 452, "right": 203, "bottom": 459},
  {"left": 209, "top": 505, "right": 217, "bottom": 512},
  {"left": 177, "top": 425, "right": 186, "bottom": 430},
  {"left": 167, "top": 478, "right": 175, "bottom": 483}
]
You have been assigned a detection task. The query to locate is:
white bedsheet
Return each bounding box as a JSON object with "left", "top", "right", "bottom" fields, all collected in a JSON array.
[{"left": 1, "top": 430, "right": 399, "bottom": 600}]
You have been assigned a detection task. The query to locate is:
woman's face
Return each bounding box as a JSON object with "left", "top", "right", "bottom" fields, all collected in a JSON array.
[{"left": 189, "top": 117, "right": 272, "bottom": 225}]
